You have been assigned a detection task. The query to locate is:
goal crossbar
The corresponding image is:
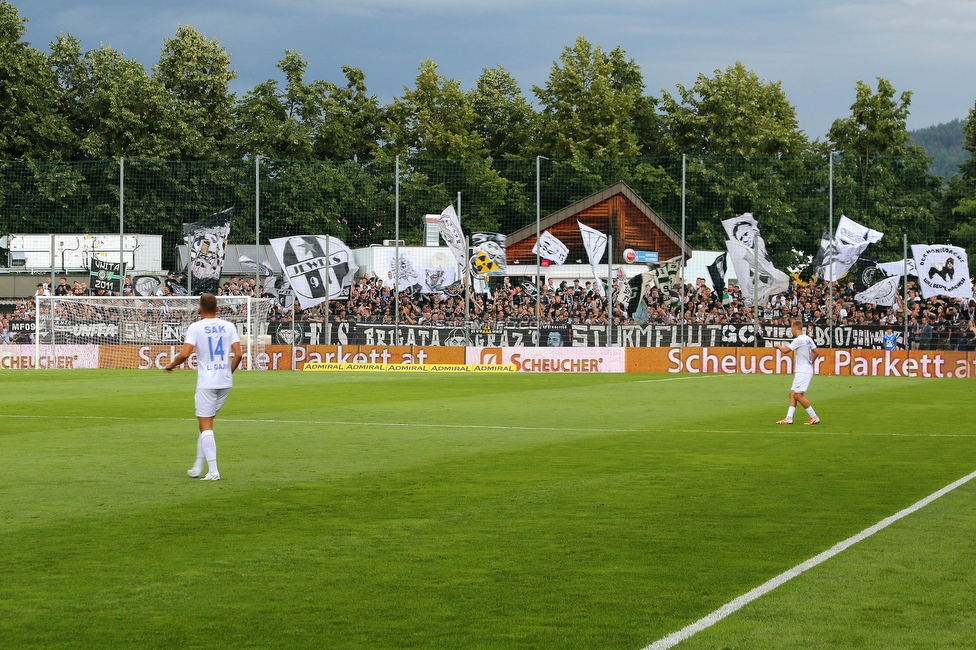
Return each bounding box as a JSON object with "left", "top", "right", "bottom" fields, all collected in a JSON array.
[{"left": 33, "top": 295, "right": 274, "bottom": 370}]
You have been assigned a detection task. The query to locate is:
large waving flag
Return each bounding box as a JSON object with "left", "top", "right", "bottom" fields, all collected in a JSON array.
[
  {"left": 854, "top": 275, "right": 902, "bottom": 308},
  {"left": 725, "top": 239, "right": 789, "bottom": 307},
  {"left": 532, "top": 230, "right": 569, "bottom": 265},
  {"left": 436, "top": 204, "right": 467, "bottom": 269},
  {"left": 270, "top": 235, "right": 359, "bottom": 308},
  {"left": 912, "top": 244, "right": 971, "bottom": 299},
  {"left": 722, "top": 213, "right": 772, "bottom": 263},
  {"left": 578, "top": 221, "right": 608, "bottom": 296},
  {"left": 877, "top": 258, "right": 917, "bottom": 277},
  {"left": 813, "top": 215, "right": 884, "bottom": 282}
]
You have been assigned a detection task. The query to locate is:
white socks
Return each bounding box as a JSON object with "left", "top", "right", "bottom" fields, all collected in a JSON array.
[
  {"left": 806, "top": 406, "right": 818, "bottom": 419},
  {"left": 786, "top": 406, "right": 796, "bottom": 420},
  {"left": 200, "top": 430, "right": 218, "bottom": 475}
]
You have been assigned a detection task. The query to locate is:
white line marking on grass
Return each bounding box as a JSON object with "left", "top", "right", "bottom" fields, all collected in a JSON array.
[
  {"left": 642, "top": 467, "right": 976, "bottom": 650},
  {"left": 0, "top": 414, "right": 639, "bottom": 434},
  {"left": 681, "top": 429, "right": 976, "bottom": 439},
  {"left": 637, "top": 375, "right": 728, "bottom": 383}
]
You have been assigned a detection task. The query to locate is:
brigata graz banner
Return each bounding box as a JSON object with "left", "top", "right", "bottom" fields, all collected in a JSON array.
[{"left": 265, "top": 321, "right": 907, "bottom": 349}]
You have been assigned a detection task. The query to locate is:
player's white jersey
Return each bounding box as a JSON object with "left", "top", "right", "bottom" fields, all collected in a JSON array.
[
  {"left": 789, "top": 333, "right": 816, "bottom": 374},
  {"left": 184, "top": 318, "right": 241, "bottom": 389}
]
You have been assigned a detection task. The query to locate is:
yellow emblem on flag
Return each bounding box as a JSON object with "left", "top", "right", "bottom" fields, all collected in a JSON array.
[{"left": 472, "top": 251, "right": 498, "bottom": 275}]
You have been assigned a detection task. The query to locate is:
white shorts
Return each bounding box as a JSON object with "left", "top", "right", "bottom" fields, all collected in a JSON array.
[
  {"left": 791, "top": 372, "right": 812, "bottom": 394},
  {"left": 195, "top": 388, "right": 231, "bottom": 418}
]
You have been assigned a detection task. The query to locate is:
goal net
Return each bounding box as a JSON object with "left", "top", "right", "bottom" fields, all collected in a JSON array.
[{"left": 33, "top": 295, "right": 274, "bottom": 370}]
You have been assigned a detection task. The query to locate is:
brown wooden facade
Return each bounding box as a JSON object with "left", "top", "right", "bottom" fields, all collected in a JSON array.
[{"left": 505, "top": 182, "right": 685, "bottom": 265}]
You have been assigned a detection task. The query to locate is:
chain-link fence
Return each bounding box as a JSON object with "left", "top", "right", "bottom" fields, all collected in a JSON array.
[{"left": 1, "top": 155, "right": 971, "bottom": 351}]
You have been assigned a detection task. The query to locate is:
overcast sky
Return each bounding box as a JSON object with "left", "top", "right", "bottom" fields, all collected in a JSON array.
[{"left": 18, "top": 0, "right": 976, "bottom": 141}]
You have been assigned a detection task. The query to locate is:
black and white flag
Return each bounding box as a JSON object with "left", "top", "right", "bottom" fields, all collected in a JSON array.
[
  {"left": 877, "top": 258, "right": 917, "bottom": 277},
  {"left": 470, "top": 232, "right": 507, "bottom": 276},
  {"left": 270, "top": 235, "right": 359, "bottom": 308},
  {"left": 722, "top": 213, "right": 772, "bottom": 263},
  {"left": 813, "top": 215, "right": 883, "bottom": 282},
  {"left": 707, "top": 252, "right": 728, "bottom": 296},
  {"left": 912, "top": 244, "right": 971, "bottom": 300},
  {"left": 578, "top": 221, "right": 607, "bottom": 296},
  {"left": 853, "top": 257, "right": 879, "bottom": 293},
  {"left": 437, "top": 204, "right": 467, "bottom": 270},
  {"left": 531, "top": 231, "right": 569, "bottom": 265},
  {"left": 726, "top": 238, "right": 789, "bottom": 307},
  {"left": 184, "top": 207, "right": 233, "bottom": 295},
  {"left": 89, "top": 258, "right": 125, "bottom": 294},
  {"left": 854, "top": 275, "right": 902, "bottom": 308}
]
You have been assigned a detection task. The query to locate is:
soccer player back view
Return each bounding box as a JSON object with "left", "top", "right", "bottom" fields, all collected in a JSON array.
[
  {"left": 164, "top": 294, "right": 243, "bottom": 480},
  {"left": 773, "top": 319, "right": 820, "bottom": 425}
]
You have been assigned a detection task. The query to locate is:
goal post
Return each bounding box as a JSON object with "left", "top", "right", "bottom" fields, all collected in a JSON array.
[{"left": 33, "top": 295, "right": 274, "bottom": 370}]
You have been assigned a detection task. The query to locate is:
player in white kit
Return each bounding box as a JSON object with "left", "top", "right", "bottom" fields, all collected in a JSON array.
[
  {"left": 773, "top": 319, "right": 820, "bottom": 425},
  {"left": 164, "top": 294, "right": 243, "bottom": 480}
]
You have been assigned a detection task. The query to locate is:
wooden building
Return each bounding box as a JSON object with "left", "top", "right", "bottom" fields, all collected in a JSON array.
[{"left": 505, "top": 181, "right": 685, "bottom": 265}]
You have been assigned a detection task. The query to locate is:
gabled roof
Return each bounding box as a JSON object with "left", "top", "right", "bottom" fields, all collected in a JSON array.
[{"left": 505, "top": 181, "right": 685, "bottom": 264}]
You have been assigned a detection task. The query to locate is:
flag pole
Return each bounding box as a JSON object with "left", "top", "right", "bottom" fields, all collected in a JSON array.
[
  {"left": 903, "top": 234, "right": 909, "bottom": 349},
  {"left": 324, "top": 236, "right": 330, "bottom": 345},
  {"left": 464, "top": 235, "right": 470, "bottom": 347},
  {"left": 753, "top": 234, "right": 759, "bottom": 348}
]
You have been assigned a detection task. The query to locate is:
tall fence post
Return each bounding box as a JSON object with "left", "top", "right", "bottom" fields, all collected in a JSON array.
[
  {"left": 394, "top": 155, "right": 400, "bottom": 345},
  {"left": 606, "top": 234, "right": 612, "bottom": 346},
  {"left": 255, "top": 155, "right": 261, "bottom": 303},
  {"left": 535, "top": 155, "right": 542, "bottom": 347},
  {"left": 828, "top": 152, "right": 834, "bottom": 348},
  {"left": 119, "top": 157, "right": 124, "bottom": 283},
  {"left": 680, "top": 153, "right": 686, "bottom": 348},
  {"left": 753, "top": 235, "right": 760, "bottom": 348}
]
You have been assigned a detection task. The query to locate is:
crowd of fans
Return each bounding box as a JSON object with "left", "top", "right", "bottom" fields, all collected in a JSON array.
[{"left": 4, "top": 271, "right": 976, "bottom": 350}]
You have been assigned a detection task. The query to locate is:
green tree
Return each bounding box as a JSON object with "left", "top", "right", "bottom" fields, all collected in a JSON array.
[
  {"left": 0, "top": 2, "right": 71, "bottom": 159},
  {"left": 311, "top": 66, "right": 383, "bottom": 161},
  {"left": 234, "top": 50, "right": 324, "bottom": 159},
  {"left": 532, "top": 36, "right": 644, "bottom": 158},
  {"left": 827, "top": 78, "right": 941, "bottom": 256},
  {"left": 660, "top": 62, "right": 807, "bottom": 156},
  {"left": 946, "top": 105, "right": 976, "bottom": 263},
  {"left": 469, "top": 66, "right": 534, "bottom": 158},
  {"left": 385, "top": 59, "right": 484, "bottom": 159},
  {"left": 49, "top": 35, "right": 178, "bottom": 158},
  {"left": 154, "top": 25, "right": 237, "bottom": 160}
]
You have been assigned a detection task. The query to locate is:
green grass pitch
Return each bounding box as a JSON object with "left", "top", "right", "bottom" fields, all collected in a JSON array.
[{"left": 2, "top": 370, "right": 976, "bottom": 649}]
